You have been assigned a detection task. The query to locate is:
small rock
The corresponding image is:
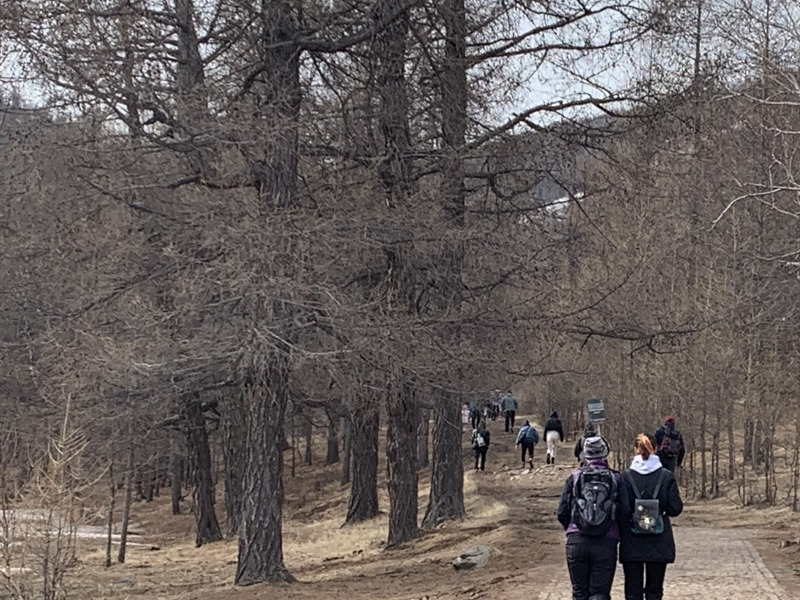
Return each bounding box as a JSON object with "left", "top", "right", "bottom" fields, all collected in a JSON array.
[{"left": 452, "top": 545, "right": 491, "bottom": 570}]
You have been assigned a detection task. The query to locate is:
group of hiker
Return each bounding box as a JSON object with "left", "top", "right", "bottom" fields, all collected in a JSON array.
[
  {"left": 467, "top": 400, "right": 687, "bottom": 600},
  {"left": 558, "top": 420, "right": 685, "bottom": 600}
]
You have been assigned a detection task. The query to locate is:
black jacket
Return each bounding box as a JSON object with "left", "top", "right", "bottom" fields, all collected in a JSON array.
[
  {"left": 544, "top": 413, "right": 564, "bottom": 441},
  {"left": 654, "top": 424, "right": 686, "bottom": 467},
  {"left": 618, "top": 466, "right": 683, "bottom": 563}
]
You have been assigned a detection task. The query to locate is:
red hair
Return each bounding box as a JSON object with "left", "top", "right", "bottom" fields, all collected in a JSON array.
[{"left": 634, "top": 434, "right": 655, "bottom": 459}]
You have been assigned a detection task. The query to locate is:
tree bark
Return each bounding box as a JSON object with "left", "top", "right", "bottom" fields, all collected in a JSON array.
[
  {"left": 340, "top": 417, "right": 352, "bottom": 486},
  {"left": 235, "top": 353, "right": 294, "bottom": 585},
  {"left": 117, "top": 443, "right": 134, "bottom": 564},
  {"left": 171, "top": 455, "right": 184, "bottom": 516},
  {"left": 422, "top": 390, "right": 464, "bottom": 528},
  {"left": 326, "top": 409, "right": 339, "bottom": 465},
  {"left": 304, "top": 415, "right": 313, "bottom": 466},
  {"left": 418, "top": 408, "right": 429, "bottom": 470},
  {"left": 345, "top": 403, "right": 379, "bottom": 523},
  {"left": 184, "top": 399, "right": 223, "bottom": 546},
  {"left": 386, "top": 381, "right": 419, "bottom": 546},
  {"left": 221, "top": 392, "right": 247, "bottom": 537}
]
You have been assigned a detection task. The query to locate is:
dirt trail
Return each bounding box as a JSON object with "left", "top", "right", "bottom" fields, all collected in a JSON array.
[{"left": 475, "top": 418, "right": 800, "bottom": 600}]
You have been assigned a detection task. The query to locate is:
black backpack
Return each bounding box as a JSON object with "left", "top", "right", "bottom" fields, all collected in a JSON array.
[
  {"left": 571, "top": 466, "right": 617, "bottom": 536},
  {"left": 659, "top": 429, "right": 682, "bottom": 457},
  {"left": 624, "top": 469, "right": 667, "bottom": 535}
]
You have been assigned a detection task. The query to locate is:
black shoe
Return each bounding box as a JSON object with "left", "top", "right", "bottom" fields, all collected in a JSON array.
[{"left": 529, "top": 460, "right": 534, "bottom": 469}]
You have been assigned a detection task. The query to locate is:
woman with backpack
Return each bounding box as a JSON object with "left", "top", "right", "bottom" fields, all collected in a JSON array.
[
  {"left": 471, "top": 422, "right": 491, "bottom": 471},
  {"left": 618, "top": 434, "right": 683, "bottom": 600},
  {"left": 515, "top": 420, "right": 539, "bottom": 468},
  {"left": 557, "top": 436, "right": 628, "bottom": 600}
]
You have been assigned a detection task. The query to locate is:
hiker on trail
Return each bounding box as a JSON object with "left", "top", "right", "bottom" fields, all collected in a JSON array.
[
  {"left": 618, "top": 434, "right": 683, "bottom": 600},
  {"left": 471, "top": 422, "right": 491, "bottom": 471},
  {"left": 501, "top": 390, "right": 518, "bottom": 432},
  {"left": 461, "top": 404, "right": 470, "bottom": 432},
  {"left": 544, "top": 411, "right": 565, "bottom": 465},
  {"left": 469, "top": 400, "right": 482, "bottom": 430},
  {"left": 557, "top": 436, "right": 628, "bottom": 600},
  {"left": 490, "top": 390, "right": 502, "bottom": 421},
  {"left": 574, "top": 423, "right": 596, "bottom": 467},
  {"left": 653, "top": 416, "right": 685, "bottom": 473},
  {"left": 515, "top": 420, "right": 539, "bottom": 468}
]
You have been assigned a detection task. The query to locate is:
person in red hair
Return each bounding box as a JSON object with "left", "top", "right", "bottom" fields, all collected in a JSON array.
[{"left": 653, "top": 417, "right": 685, "bottom": 473}]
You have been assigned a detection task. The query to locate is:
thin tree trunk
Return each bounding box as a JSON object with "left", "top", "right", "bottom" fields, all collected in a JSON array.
[
  {"left": 345, "top": 403, "right": 379, "bottom": 523},
  {"left": 304, "top": 416, "right": 313, "bottom": 466},
  {"left": 418, "top": 408, "right": 430, "bottom": 470},
  {"left": 340, "top": 417, "right": 352, "bottom": 486},
  {"left": 326, "top": 410, "right": 339, "bottom": 465},
  {"left": 422, "top": 390, "right": 464, "bottom": 528},
  {"left": 386, "top": 381, "right": 419, "bottom": 546},
  {"left": 117, "top": 443, "right": 134, "bottom": 564},
  {"left": 104, "top": 463, "right": 115, "bottom": 568},
  {"left": 171, "top": 455, "right": 183, "bottom": 516},
  {"left": 221, "top": 392, "right": 246, "bottom": 537},
  {"left": 184, "top": 399, "right": 223, "bottom": 546}
]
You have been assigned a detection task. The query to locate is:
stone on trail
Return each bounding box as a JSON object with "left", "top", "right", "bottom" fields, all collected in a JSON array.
[{"left": 452, "top": 545, "right": 491, "bottom": 570}]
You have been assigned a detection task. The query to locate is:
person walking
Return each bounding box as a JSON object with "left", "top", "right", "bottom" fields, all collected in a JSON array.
[
  {"left": 618, "top": 434, "right": 683, "bottom": 600},
  {"left": 653, "top": 416, "right": 685, "bottom": 473},
  {"left": 574, "top": 423, "right": 596, "bottom": 467},
  {"left": 471, "top": 422, "right": 491, "bottom": 471},
  {"left": 544, "top": 411, "right": 565, "bottom": 465},
  {"left": 515, "top": 420, "right": 539, "bottom": 468},
  {"left": 469, "top": 400, "right": 482, "bottom": 430},
  {"left": 501, "top": 390, "right": 518, "bottom": 432},
  {"left": 557, "top": 436, "right": 628, "bottom": 600}
]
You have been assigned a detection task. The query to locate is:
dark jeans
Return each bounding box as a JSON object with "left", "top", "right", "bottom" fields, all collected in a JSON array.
[
  {"left": 622, "top": 561, "right": 667, "bottom": 600},
  {"left": 565, "top": 540, "right": 617, "bottom": 600},
  {"left": 470, "top": 411, "right": 481, "bottom": 430},
  {"left": 658, "top": 454, "right": 677, "bottom": 473},
  {"left": 504, "top": 410, "right": 516, "bottom": 432},
  {"left": 521, "top": 441, "right": 534, "bottom": 462},
  {"left": 474, "top": 446, "right": 487, "bottom": 470}
]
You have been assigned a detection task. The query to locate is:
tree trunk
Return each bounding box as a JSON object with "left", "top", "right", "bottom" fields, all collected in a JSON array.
[
  {"left": 221, "top": 392, "right": 247, "bottom": 537},
  {"left": 171, "top": 455, "right": 183, "bottom": 516},
  {"left": 418, "top": 408, "right": 429, "bottom": 470},
  {"left": 340, "top": 417, "right": 352, "bottom": 486},
  {"left": 117, "top": 443, "right": 134, "bottom": 564},
  {"left": 326, "top": 409, "right": 339, "bottom": 465},
  {"left": 304, "top": 416, "right": 313, "bottom": 466},
  {"left": 386, "top": 381, "right": 419, "bottom": 546},
  {"left": 184, "top": 399, "right": 223, "bottom": 547},
  {"left": 422, "top": 389, "right": 464, "bottom": 528},
  {"left": 235, "top": 353, "right": 295, "bottom": 585},
  {"left": 345, "top": 403, "right": 379, "bottom": 523},
  {"left": 104, "top": 464, "right": 116, "bottom": 568}
]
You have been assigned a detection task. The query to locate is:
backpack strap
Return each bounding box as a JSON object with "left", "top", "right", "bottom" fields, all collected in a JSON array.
[
  {"left": 625, "top": 469, "right": 667, "bottom": 501},
  {"left": 651, "top": 469, "right": 667, "bottom": 499}
]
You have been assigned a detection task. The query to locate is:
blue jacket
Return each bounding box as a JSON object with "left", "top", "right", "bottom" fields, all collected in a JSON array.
[{"left": 516, "top": 425, "right": 538, "bottom": 445}]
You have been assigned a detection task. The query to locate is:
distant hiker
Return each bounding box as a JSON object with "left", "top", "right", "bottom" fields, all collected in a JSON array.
[
  {"left": 574, "top": 423, "right": 596, "bottom": 467},
  {"left": 471, "top": 422, "right": 491, "bottom": 471},
  {"left": 544, "top": 411, "right": 565, "bottom": 465},
  {"left": 501, "top": 390, "right": 518, "bottom": 432},
  {"left": 490, "top": 390, "right": 502, "bottom": 421},
  {"left": 619, "top": 434, "right": 683, "bottom": 600},
  {"left": 515, "top": 420, "right": 539, "bottom": 468},
  {"left": 461, "top": 404, "right": 470, "bottom": 432},
  {"left": 653, "top": 416, "right": 685, "bottom": 473},
  {"left": 469, "top": 400, "right": 482, "bottom": 429},
  {"left": 557, "top": 436, "right": 628, "bottom": 600}
]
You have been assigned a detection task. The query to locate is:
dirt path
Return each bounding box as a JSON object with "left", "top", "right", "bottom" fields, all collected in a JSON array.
[{"left": 473, "top": 419, "right": 800, "bottom": 600}]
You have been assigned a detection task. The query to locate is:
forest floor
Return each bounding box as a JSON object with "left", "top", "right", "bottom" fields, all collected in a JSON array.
[{"left": 46, "top": 414, "right": 800, "bottom": 599}]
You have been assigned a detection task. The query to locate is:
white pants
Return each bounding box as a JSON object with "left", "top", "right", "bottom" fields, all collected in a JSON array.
[{"left": 546, "top": 430, "right": 560, "bottom": 459}]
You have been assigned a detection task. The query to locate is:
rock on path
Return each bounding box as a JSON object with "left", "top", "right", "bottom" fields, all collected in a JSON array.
[{"left": 537, "top": 526, "right": 791, "bottom": 600}]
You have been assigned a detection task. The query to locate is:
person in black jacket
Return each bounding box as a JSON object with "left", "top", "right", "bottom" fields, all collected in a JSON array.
[
  {"left": 653, "top": 416, "right": 685, "bottom": 473},
  {"left": 544, "top": 411, "right": 565, "bottom": 465},
  {"left": 618, "top": 434, "right": 683, "bottom": 600},
  {"left": 471, "top": 422, "right": 491, "bottom": 471}
]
